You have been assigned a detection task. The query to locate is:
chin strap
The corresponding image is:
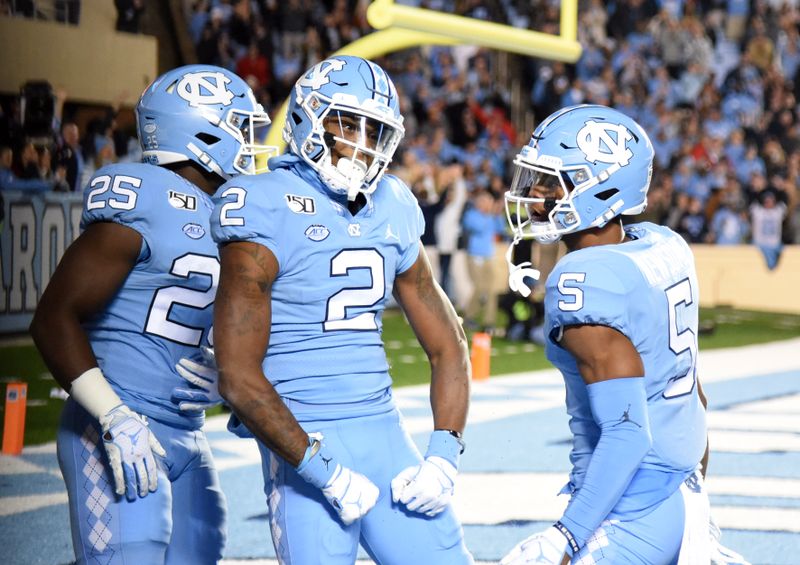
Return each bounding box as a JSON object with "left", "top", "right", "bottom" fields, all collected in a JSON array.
[{"left": 505, "top": 236, "right": 540, "bottom": 298}]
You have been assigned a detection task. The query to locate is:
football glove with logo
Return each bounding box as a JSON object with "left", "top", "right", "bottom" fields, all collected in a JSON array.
[
  {"left": 69, "top": 367, "right": 166, "bottom": 501},
  {"left": 100, "top": 405, "right": 166, "bottom": 501}
]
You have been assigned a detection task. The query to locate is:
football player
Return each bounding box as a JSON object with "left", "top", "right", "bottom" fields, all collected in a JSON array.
[
  {"left": 499, "top": 104, "right": 744, "bottom": 564},
  {"left": 210, "top": 55, "right": 474, "bottom": 564},
  {"left": 30, "top": 65, "right": 276, "bottom": 564}
]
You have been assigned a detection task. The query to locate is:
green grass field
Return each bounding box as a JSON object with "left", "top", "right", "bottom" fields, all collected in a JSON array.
[{"left": 2, "top": 307, "right": 799, "bottom": 446}]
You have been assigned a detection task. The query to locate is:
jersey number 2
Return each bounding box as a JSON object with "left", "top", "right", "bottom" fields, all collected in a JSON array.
[
  {"left": 145, "top": 254, "right": 219, "bottom": 345},
  {"left": 324, "top": 249, "right": 385, "bottom": 331},
  {"left": 664, "top": 278, "right": 697, "bottom": 398}
]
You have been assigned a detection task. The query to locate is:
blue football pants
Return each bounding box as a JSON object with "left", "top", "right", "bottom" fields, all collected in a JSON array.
[
  {"left": 57, "top": 398, "right": 226, "bottom": 565},
  {"left": 258, "top": 407, "right": 474, "bottom": 565},
  {"left": 572, "top": 470, "right": 710, "bottom": 564}
]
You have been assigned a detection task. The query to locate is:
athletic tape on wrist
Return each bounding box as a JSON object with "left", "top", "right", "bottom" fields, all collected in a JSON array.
[{"left": 69, "top": 367, "right": 123, "bottom": 420}]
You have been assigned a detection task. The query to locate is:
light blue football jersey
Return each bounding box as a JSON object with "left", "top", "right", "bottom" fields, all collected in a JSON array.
[
  {"left": 81, "top": 163, "right": 219, "bottom": 429},
  {"left": 544, "top": 222, "right": 707, "bottom": 503},
  {"left": 211, "top": 155, "right": 423, "bottom": 421}
]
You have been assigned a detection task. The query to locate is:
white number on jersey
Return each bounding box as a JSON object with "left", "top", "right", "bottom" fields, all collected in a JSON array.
[
  {"left": 87, "top": 175, "right": 141, "bottom": 211},
  {"left": 145, "top": 253, "right": 220, "bottom": 345},
  {"left": 219, "top": 186, "right": 247, "bottom": 226},
  {"left": 324, "top": 249, "right": 385, "bottom": 331},
  {"left": 663, "top": 277, "right": 698, "bottom": 398},
  {"left": 557, "top": 272, "right": 586, "bottom": 312}
]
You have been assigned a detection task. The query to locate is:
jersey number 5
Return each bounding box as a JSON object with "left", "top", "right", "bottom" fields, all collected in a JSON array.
[{"left": 664, "top": 278, "right": 697, "bottom": 398}]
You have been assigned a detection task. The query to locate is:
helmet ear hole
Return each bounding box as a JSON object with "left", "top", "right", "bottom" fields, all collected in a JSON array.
[
  {"left": 196, "top": 133, "right": 221, "bottom": 145},
  {"left": 595, "top": 188, "right": 619, "bottom": 201}
]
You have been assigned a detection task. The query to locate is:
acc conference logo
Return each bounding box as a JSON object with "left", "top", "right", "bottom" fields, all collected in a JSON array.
[
  {"left": 177, "top": 71, "right": 235, "bottom": 107},
  {"left": 305, "top": 224, "right": 329, "bottom": 242},
  {"left": 183, "top": 223, "right": 206, "bottom": 239}
]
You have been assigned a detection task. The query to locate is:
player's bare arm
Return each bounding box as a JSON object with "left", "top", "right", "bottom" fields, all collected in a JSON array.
[
  {"left": 214, "top": 241, "right": 309, "bottom": 466},
  {"left": 30, "top": 221, "right": 141, "bottom": 390},
  {"left": 560, "top": 324, "right": 644, "bottom": 384},
  {"left": 393, "top": 246, "right": 469, "bottom": 432}
]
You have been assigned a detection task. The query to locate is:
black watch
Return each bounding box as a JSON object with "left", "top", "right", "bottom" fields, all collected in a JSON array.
[{"left": 437, "top": 429, "right": 466, "bottom": 454}]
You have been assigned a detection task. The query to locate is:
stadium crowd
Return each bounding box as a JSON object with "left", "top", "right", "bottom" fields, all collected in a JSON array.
[
  {"left": 180, "top": 0, "right": 799, "bottom": 250},
  {"left": 2, "top": 0, "right": 798, "bottom": 328}
]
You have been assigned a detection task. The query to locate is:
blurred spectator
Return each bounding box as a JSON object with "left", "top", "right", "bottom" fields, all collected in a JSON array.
[
  {"left": 37, "top": 146, "right": 70, "bottom": 192},
  {"left": 115, "top": 0, "right": 144, "bottom": 33},
  {"left": 54, "top": 122, "right": 84, "bottom": 192},
  {"left": 0, "top": 146, "right": 51, "bottom": 192},
  {"left": 709, "top": 192, "right": 749, "bottom": 245},
  {"left": 236, "top": 42, "right": 271, "bottom": 90},
  {"left": 725, "top": 0, "right": 749, "bottom": 43},
  {"left": 407, "top": 161, "right": 444, "bottom": 281},
  {"left": 279, "top": 0, "right": 310, "bottom": 57},
  {"left": 18, "top": 142, "right": 41, "bottom": 179},
  {"left": 434, "top": 163, "right": 468, "bottom": 301},
  {"left": 462, "top": 190, "right": 506, "bottom": 333},
  {"left": 745, "top": 18, "right": 776, "bottom": 73},
  {"left": 750, "top": 191, "right": 788, "bottom": 270},
  {"left": 676, "top": 196, "right": 708, "bottom": 243}
]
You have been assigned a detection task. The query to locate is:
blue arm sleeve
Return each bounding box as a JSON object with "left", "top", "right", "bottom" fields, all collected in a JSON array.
[
  {"left": 561, "top": 403, "right": 599, "bottom": 495},
  {"left": 559, "top": 377, "right": 652, "bottom": 551}
]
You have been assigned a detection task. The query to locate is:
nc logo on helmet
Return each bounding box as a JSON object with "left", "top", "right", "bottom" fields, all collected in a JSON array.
[
  {"left": 177, "top": 71, "right": 235, "bottom": 107},
  {"left": 298, "top": 59, "right": 346, "bottom": 91},
  {"left": 576, "top": 120, "right": 633, "bottom": 166}
]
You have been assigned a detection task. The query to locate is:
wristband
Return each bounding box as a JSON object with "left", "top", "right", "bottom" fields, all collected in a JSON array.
[
  {"left": 69, "top": 367, "right": 123, "bottom": 420},
  {"left": 296, "top": 438, "right": 337, "bottom": 489},
  {"left": 554, "top": 521, "right": 580, "bottom": 556},
  {"left": 426, "top": 429, "right": 465, "bottom": 468}
]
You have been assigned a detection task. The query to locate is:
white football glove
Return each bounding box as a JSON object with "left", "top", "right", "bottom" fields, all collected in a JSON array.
[
  {"left": 710, "top": 515, "right": 751, "bottom": 565},
  {"left": 172, "top": 346, "right": 223, "bottom": 412},
  {"left": 391, "top": 456, "right": 457, "bottom": 516},
  {"left": 322, "top": 463, "right": 380, "bottom": 525},
  {"left": 500, "top": 526, "right": 569, "bottom": 565},
  {"left": 100, "top": 405, "right": 166, "bottom": 501},
  {"left": 296, "top": 437, "right": 379, "bottom": 525}
]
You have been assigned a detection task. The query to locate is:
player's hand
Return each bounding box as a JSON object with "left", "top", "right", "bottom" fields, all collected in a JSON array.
[
  {"left": 391, "top": 455, "right": 457, "bottom": 516},
  {"left": 100, "top": 405, "right": 166, "bottom": 501},
  {"left": 500, "top": 526, "right": 569, "bottom": 565},
  {"left": 296, "top": 437, "right": 379, "bottom": 525},
  {"left": 172, "top": 346, "right": 223, "bottom": 412},
  {"left": 322, "top": 464, "right": 380, "bottom": 525},
  {"left": 710, "top": 515, "right": 751, "bottom": 565}
]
